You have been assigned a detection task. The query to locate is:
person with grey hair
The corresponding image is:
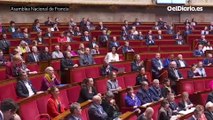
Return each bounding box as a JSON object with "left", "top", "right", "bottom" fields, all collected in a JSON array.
[
  {"left": 136, "top": 81, "right": 154, "bottom": 105},
  {"left": 40, "top": 66, "right": 60, "bottom": 91},
  {"left": 101, "top": 91, "right": 121, "bottom": 120},
  {"left": 149, "top": 79, "right": 163, "bottom": 101},
  {"left": 88, "top": 95, "right": 108, "bottom": 120},
  {"left": 66, "top": 102, "right": 82, "bottom": 120},
  {"left": 137, "top": 107, "right": 154, "bottom": 120},
  {"left": 79, "top": 47, "right": 95, "bottom": 66},
  {"left": 27, "top": 46, "right": 40, "bottom": 62},
  {"left": 204, "top": 102, "right": 213, "bottom": 120},
  {"left": 168, "top": 61, "right": 183, "bottom": 93},
  {"left": 52, "top": 45, "right": 64, "bottom": 59}
]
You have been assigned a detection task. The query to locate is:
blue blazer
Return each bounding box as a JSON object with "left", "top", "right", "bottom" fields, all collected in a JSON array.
[
  {"left": 151, "top": 58, "right": 164, "bottom": 73},
  {"left": 203, "top": 58, "right": 213, "bottom": 66},
  {"left": 125, "top": 94, "right": 141, "bottom": 107},
  {"left": 194, "top": 50, "right": 204, "bottom": 57}
]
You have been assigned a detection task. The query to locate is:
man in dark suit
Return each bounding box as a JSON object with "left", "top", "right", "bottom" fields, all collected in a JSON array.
[
  {"left": 145, "top": 35, "right": 155, "bottom": 45},
  {"left": 109, "top": 36, "right": 120, "bottom": 50},
  {"left": 40, "top": 47, "right": 52, "bottom": 61},
  {"left": 79, "top": 48, "right": 95, "bottom": 66},
  {"left": 16, "top": 70, "right": 37, "bottom": 98},
  {"left": 168, "top": 61, "right": 183, "bottom": 93},
  {"left": 131, "top": 54, "right": 144, "bottom": 72},
  {"left": 137, "top": 107, "right": 154, "bottom": 120},
  {"left": 136, "top": 67, "right": 149, "bottom": 85},
  {"left": 167, "top": 93, "right": 179, "bottom": 115},
  {"left": 89, "top": 37, "right": 99, "bottom": 49},
  {"left": 66, "top": 102, "right": 82, "bottom": 120},
  {"left": 22, "top": 33, "right": 32, "bottom": 45},
  {"left": 0, "top": 33, "right": 10, "bottom": 53},
  {"left": 12, "top": 27, "right": 24, "bottom": 39},
  {"left": 203, "top": 53, "right": 213, "bottom": 66},
  {"left": 81, "top": 31, "right": 91, "bottom": 42},
  {"left": 194, "top": 44, "right": 204, "bottom": 57},
  {"left": 149, "top": 79, "right": 162, "bottom": 101},
  {"left": 207, "top": 91, "right": 213, "bottom": 103},
  {"left": 99, "top": 30, "right": 110, "bottom": 47},
  {"left": 100, "top": 61, "right": 118, "bottom": 76},
  {"left": 151, "top": 53, "right": 164, "bottom": 79},
  {"left": 79, "top": 18, "right": 87, "bottom": 28},
  {"left": 178, "top": 92, "right": 193, "bottom": 111},
  {"left": 122, "top": 41, "right": 134, "bottom": 54},
  {"left": 188, "top": 106, "right": 203, "bottom": 120},
  {"left": 0, "top": 99, "right": 19, "bottom": 120},
  {"left": 96, "top": 22, "right": 107, "bottom": 31},
  {"left": 27, "top": 46, "right": 40, "bottom": 62},
  {"left": 88, "top": 95, "right": 108, "bottom": 120},
  {"left": 156, "top": 30, "right": 163, "bottom": 40},
  {"left": 136, "top": 81, "right": 154, "bottom": 105},
  {"left": 176, "top": 54, "right": 187, "bottom": 68},
  {"left": 61, "top": 51, "right": 78, "bottom": 70},
  {"left": 132, "top": 18, "right": 141, "bottom": 26},
  {"left": 44, "top": 17, "right": 54, "bottom": 26},
  {"left": 198, "top": 35, "right": 208, "bottom": 46},
  {"left": 45, "top": 27, "right": 53, "bottom": 38},
  {"left": 204, "top": 102, "right": 213, "bottom": 120}
]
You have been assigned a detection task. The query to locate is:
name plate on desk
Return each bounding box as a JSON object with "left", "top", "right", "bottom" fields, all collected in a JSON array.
[{"left": 141, "top": 102, "right": 152, "bottom": 107}]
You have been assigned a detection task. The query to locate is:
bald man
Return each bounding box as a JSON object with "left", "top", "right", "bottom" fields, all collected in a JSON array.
[
  {"left": 137, "top": 107, "right": 154, "bottom": 120},
  {"left": 151, "top": 53, "right": 164, "bottom": 79},
  {"left": 88, "top": 95, "right": 108, "bottom": 120}
]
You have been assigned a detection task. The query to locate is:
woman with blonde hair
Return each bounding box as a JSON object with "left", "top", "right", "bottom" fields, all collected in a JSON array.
[{"left": 40, "top": 66, "right": 60, "bottom": 91}]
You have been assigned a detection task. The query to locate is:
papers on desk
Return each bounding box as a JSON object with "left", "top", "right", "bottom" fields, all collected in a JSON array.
[
  {"left": 141, "top": 102, "right": 152, "bottom": 107},
  {"left": 170, "top": 115, "right": 180, "bottom": 120},
  {"left": 178, "top": 107, "right": 195, "bottom": 115}
]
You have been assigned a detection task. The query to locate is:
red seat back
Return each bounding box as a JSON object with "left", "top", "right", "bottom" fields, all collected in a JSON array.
[
  {"left": 59, "top": 89, "right": 69, "bottom": 109},
  {"left": 95, "top": 78, "right": 108, "bottom": 94},
  {"left": 178, "top": 81, "right": 194, "bottom": 94},
  {"left": 0, "top": 67, "right": 7, "bottom": 81},
  {"left": 50, "top": 60, "right": 61, "bottom": 71},
  {"left": 85, "top": 66, "right": 100, "bottom": 78},
  {"left": 27, "top": 63, "right": 40, "bottom": 72},
  {"left": 123, "top": 73, "right": 137, "bottom": 87},
  {"left": 19, "top": 100, "right": 40, "bottom": 120},
  {"left": 70, "top": 68, "right": 86, "bottom": 83},
  {"left": 36, "top": 94, "right": 51, "bottom": 114},
  {"left": 0, "top": 82, "right": 18, "bottom": 101},
  {"left": 30, "top": 74, "right": 44, "bottom": 91},
  {"left": 193, "top": 80, "right": 206, "bottom": 92},
  {"left": 117, "top": 76, "right": 126, "bottom": 89},
  {"left": 66, "top": 85, "right": 81, "bottom": 104}
]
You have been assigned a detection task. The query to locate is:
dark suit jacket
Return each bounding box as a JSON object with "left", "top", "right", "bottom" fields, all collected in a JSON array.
[
  {"left": 194, "top": 50, "right": 204, "bottom": 57},
  {"left": 151, "top": 58, "right": 164, "bottom": 75},
  {"left": 136, "top": 88, "right": 153, "bottom": 105},
  {"left": 145, "top": 39, "right": 155, "bottom": 45},
  {"left": 132, "top": 22, "right": 141, "bottom": 26},
  {"left": 136, "top": 74, "right": 149, "bottom": 86},
  {"left": 96, "top": 25, "right": 107, "bottom": 30},
  {"left": 12, "top": 32, "right": 24, "bottom": 39},
  {"left": 187, "top": 70, "right": 200, "bottom": 78},
  {"left": 128, "top": 34, "right": 137, "bottom": 40},
  {"left": 61, "top": 58, "right": 74, "bottom": 70},
  {"left": 169, "top": 102, "right": 179, "bottom": 113},
  {"left": 66, "top": 115, "right": 80, "bottom": 120},
  {"left": 81, "top": 36, "right": 91, "bottom": 42},
  {"left": 109, "top": 41, "right": 120, "bottom": 50},
  {"left": 89, "top": 42, "right": 99, "bottom": 49},
  {"left": 207, "top": 92, "right": 213, "bottom": 103},
  {"left": 149, "top": 86, "right": 162, "bottom": 101},
  {"left": 131, "top": 60, "right": 143, "bottom": 72},
  {"left": 16, "top": 80, "right": 36, "bottom": 98},
  {"left": 0, "top": 39, "right": 10, "bottom": 52},
  {"left": 161, "top": 86, "right": 174, "bottom": 98},
  {"left": 27, "top": 53, "right": 40, "bottom": 62},
  {"left": 100, "top": 64, "right": 118, "bottom": 76},
  {"left": 204, "top": 110, "right": 213, "bottom": 120},
  {"left": 176, "top": 60, "right": 187, "bottom": 68},
  {"left": 168, "top": 67, "right": 183, "bottom": 85},
  {"left": 78, "top": 86, "right": 97, "bottom": 103},
  {"left": 99, "top": 35, "right": 110, "bottom": 47},
  {"left": 158, "top": 107, "right": 171, "bottom": 120},
  {"left": 188, "top": 116, "right": 196, "bottom": 120},
  {"left": 122, "top": 46, "right": 133, "bottom": 54},
  {"left": 88, "top": 103, "right": 108, "bottom": 120},
  {"left": 203, "top": 58, "right": 213, "bottom": 66},
  {"left": 79, "top": 54, "right": 95, "bottom": 66},
  {"left": 40, "top": 52, "right": 52, "bottom": 61},
  {"left": 45, "top": 32, "right": 53, "bottom": 38},
  {"left": 178, "top": 100, "right": 192, "bottom": 111}
]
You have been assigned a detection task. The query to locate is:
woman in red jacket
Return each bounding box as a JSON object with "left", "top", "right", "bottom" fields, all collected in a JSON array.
[{"left": 47, "top": 87, "right": 65, "bottom": 118}]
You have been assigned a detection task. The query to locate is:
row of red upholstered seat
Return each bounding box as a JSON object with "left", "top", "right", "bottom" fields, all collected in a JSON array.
[
  {"left": 177, "top": 77, "right": 213, "bottom": 95},
  {"left": 187, "top": 34, "right": 213, "bottom": 45},
  {"left": 0, "top": 72, "right": 61, "bottom": 102}
]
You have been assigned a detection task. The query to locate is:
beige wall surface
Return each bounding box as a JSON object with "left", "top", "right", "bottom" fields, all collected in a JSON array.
[{"left": 0, "top": 4, "right": 213, "bottom": 24}]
